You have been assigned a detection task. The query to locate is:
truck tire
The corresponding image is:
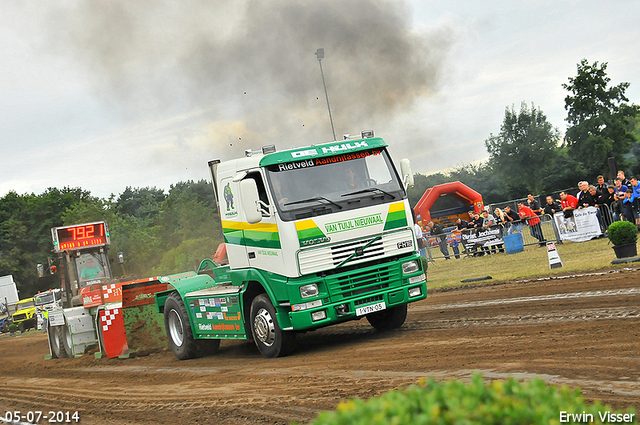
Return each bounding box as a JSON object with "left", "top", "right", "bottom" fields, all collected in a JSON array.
[
  {"left": 164, "top": 292, "right": 201, "bottom": 360},
  {"left": 250, "top": 294, "right": 295, "bottom": 358},
  {"left": 48, "top": 324, "right": 69, "bottom": 359},
  {"left": 19, "top": 322, "right": 25, "bottom": 333},
  {"left": 366, "top": 304, "right": 407, "bottom": 331}
]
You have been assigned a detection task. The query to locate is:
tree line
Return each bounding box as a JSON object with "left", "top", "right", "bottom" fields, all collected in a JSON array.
[
  {"left": 0, "top": 181, "right": 223, "bottom": 297},
  {"left": 408, "top": 59, "right": 639, "bottom": 208},
  {"left": 1, "top": 59, "right": 638, "bottom": 297}
]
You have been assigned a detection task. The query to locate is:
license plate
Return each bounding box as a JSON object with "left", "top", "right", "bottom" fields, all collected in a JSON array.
[{"left": 355, "top": 301, "right": 386, "bottom": 316}]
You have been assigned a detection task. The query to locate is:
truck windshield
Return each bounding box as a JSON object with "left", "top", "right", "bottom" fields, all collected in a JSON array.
[
  {"left": 16, "top": 300, "right": 35, "bottom": 310},
  {"left": 35, "top": 293, "right": 54, "bottom": 306},
  {"left": 265, "top": 148, "right": 405, "bottom": 221}
]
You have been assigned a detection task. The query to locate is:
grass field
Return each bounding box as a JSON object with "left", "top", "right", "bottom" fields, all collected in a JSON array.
[{"left": 425, "top": 237, "right": 631, "bottom": 290}]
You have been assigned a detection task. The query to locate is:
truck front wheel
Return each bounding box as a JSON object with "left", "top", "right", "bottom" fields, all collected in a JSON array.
[
  {"left": 164, "top": 292, "right": 202, "bottom": 360},
  {"left": 250, "top": 294, "right": 295, "bottom": 358},
  {"left": 366, "top": 304, "right": 407, "bottom": 331}
]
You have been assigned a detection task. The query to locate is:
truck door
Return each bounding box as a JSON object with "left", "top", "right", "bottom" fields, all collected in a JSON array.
[{"left": 241, "top": 170, "right": 284, "bottom": 274}]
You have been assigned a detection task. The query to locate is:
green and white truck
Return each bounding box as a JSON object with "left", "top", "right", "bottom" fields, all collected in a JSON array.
[{"left": 156, "top": 132, "right": 427, "bottom": 358}]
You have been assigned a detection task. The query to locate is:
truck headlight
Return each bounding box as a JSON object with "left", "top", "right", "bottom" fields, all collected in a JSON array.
[
  {"left": 311, "top": 310, "right": 327, "bottom": 322},
  {"left": 300, "top": 284, "right": 319, "bottom": 298},
  {"left": 402, "top": 260, "right": 419, "bottom": 275}
]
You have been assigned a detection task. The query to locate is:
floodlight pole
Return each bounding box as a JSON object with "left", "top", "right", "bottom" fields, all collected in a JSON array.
[{"left": 315, "top": 48, "right": 337, "bottom": 141}]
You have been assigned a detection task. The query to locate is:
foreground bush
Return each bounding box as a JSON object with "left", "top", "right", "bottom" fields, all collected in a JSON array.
[{"left": 300, "top": 375, "right": 635, "bottom": 425}]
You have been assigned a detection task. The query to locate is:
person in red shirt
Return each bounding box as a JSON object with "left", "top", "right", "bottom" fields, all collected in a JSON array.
[
  {"left": 518, "top": 201, "right": 545, "bottom": 246},
  {"left": 560, "top": 191, "right": 579, "bottom": 216}
]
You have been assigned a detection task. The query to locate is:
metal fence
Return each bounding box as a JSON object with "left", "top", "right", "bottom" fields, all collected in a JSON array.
[
  {"left": 422, "top": 213, "right": 563, "bottom": 261},
  {"left": 422, "top": 190, "right": 625, "bottom": 261}
]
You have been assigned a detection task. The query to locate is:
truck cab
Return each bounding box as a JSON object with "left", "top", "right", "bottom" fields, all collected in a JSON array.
[
  {"left": 157, "top": 133, "right": 426, "bottom": 359},
  {"left": 12, "top": 297, "right": 36, "bottom": 332}
]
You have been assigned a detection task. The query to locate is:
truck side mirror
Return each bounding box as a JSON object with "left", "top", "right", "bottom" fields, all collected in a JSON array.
[
  {"left": 240, "top": 179, "right": 263, "bottom": 224},
  {"left": 400, "top": 158, "right": 414, "bottom": 188}
]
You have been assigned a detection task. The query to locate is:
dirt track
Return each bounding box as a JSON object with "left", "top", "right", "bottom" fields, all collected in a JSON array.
[{"left": 1, "top": 267, "right": 639, "bottom": 424}]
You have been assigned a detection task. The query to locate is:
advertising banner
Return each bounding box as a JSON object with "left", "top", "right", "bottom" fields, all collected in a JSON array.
[
  {"left": 553, "top": 207, "right": 602, "bottom": 242},
  {"left": 460, "top": 225, "right": 504, "bottom": 250}
]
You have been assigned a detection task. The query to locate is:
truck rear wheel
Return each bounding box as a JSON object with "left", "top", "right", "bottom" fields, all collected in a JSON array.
[
  {"left": 366, "top": 304, "right": 407, "bottom": 331},
  {"left": 164, "top": 292, "right": 201, "bottom": 360},
  {"left": 250, "top": 294, "right": 295, "bottom": 358}
]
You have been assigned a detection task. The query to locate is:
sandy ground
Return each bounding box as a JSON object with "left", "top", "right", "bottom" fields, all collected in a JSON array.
[{"left": 1, "top": 267, "right": 639, "bottom": 424}]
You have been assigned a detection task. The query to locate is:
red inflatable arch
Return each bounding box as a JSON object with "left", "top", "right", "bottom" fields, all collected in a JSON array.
[{"left": 414, "top": 181, "right": 484, "bottom": 228}]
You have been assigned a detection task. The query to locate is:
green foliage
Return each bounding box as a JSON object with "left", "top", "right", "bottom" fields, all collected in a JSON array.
[
  {"left": 607, "top": 220, "right": 638, "bottom": 246},
  {"left": 301, "top": 375, "right": 635, "bottom": 425},
  {"left": 485, "top": 102, "right": 562, "bottom": 195},
  {"left": 0, "top": 188, "right": 92, "bottom": 295},
  {"left": 8, "top": 323, "right": 18, "bottom": 333},
  {"left": 563, "top": 59, "right": 638, "bottom": 176},
  {"left": 0, "top": 181, "right": 223, "bottom": 295}
]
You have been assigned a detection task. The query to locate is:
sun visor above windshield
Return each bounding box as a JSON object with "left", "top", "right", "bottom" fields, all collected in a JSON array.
[{"left": 259, "top": 137, "right": 388, "bottom": 167}]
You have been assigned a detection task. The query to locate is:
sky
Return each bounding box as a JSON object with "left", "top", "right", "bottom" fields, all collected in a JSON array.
[{"left": 1, "top": 0, "right": 639, "bottom": 199}]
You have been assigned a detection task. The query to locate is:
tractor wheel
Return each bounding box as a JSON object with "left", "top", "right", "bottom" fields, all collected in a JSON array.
[
  {"left": 164, "top": 292, "right": 201, "bottom": 360},
  {"left": 61, "top": 321, "right": 74, "bottom": 357},
  {"left": 250, "top": 294, "right": 295, "bottom": 358},
  {"left": 48, "top": 324, "right": 69, "bottom": 358},
  {"left": 366, "top": 304, "right": 407, "bottom": 331}
]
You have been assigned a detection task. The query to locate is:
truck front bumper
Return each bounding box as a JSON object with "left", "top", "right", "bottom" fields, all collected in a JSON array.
[{"left": 287, "top": 275, "right": 426, "bottom": 330}]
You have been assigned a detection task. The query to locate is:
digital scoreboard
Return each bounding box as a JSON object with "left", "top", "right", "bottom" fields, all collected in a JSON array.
[{"left": 52, "top": 221, "right": 110, "bottom": 252}]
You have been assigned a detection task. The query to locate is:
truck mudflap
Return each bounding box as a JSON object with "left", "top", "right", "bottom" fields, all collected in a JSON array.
[{"left": 288, "top": 279, "right": 427, "bottom": 330}]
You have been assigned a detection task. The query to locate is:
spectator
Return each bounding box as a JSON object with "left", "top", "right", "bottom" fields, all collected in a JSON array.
[
  {"left": 602, "top": 186, "right": 616, "bottom": 226},
  {"left": 455, "top": 216, "right": 470, "bottom": 230},
  {"left": 481, "top": 210, "right": 496, "bottom": 254},
  {"left": 621, "top": 189, "right": 636, "bottom": 222},
  {"left": 471, "top": 212, "right": 484, "bottom": 229},
  {"left": 503, "top": 205, "right": 522, "bottom": 234},
  {"left": 450, "top": 229, "right": 461, "bottom": 259},
  {"left": 527, "top": 194, "right": 543, "bottom": 215},
  {"left": 518, "top": 201, "right": 545, "bottom": 246},
  {"left": 578, "top": 183, "right": 600, "bottom": 209},
  {"left": 589, "top": 185, "right": 607, "bottom": 230},
  {"left": 482, "top": 210, "right": 495, "bottom": 228},
  {"left": 603, "top": 186, "right": 616, "bottom": 207},
  {"left": 628, "top": 176, "right": 640, "bottom": 225},
  {"left": 617, "top": 170, "right": 630, "bottom": 187},
  {"left": 560, "top": 191, "right": 579, "bottom": 217},
  {"left": 493, "top": 208, "right": 505, "bottom": 224},
  {"left": 612, "top": 178, "right": 629, "bottom": 221},
  {"left": 596, "top": 175, "right": 608, "bottom": 193},
  {"left": 588, "top": 185, "right": 605, "bottom": 207},
  {"left": 428, "top": 220, "right": 450, "bottom": 260},
  {"left": 543, "top": 196, "right": 561, "bottom": 215},
  {"left": 412, "top": 211, "right": 426, "bottom": 259},
  {"left": 576, "top": 181, "right": 589, "bottom": 201}
]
